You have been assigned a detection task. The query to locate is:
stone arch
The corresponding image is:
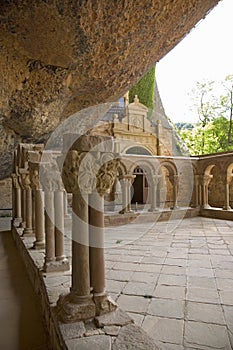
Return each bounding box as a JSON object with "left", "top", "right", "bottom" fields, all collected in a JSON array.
[
  {"left": 125, "top": 145, "right": 153, "bottom": 156},
  {"left": 204, "top": 164, "right": 215, "bottom": 176},
  {"left": 158, "top": 161, "right": 178, "bottom": 209},
  {"left": 128, "top": 161, "right": 154, "bottom": 206}
]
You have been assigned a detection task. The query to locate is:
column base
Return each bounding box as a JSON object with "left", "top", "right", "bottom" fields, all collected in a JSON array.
[
  {"left": 203, "top": 204, "right": 211, "bottom": 209},
  {"left": 119, "top": 209, "right": 134, "bottom": 214},
  {"left": 33, "top": 240, "right": 45, "bottom": 250},
  {"left": 23, "top": 228, "right": 34, "bottom": 237},
  {"left": 55, "top": 257, "right": 70, "bottom": 271},
  {"left": 93, "top": 293, "right": 117, "bottom": 316},
  {"left": 43, "top": 258, "right": 70, "bottom": 273},
  {"left": 148, "top": 207, "right": 159, "bottom": 212},
  {"left": 223, "top": 206, "right": 232, "bottom": 210},
  {"left": 56, "top": 293, "right": 96, "bottom": 323},
  {"left": 19, "top": 221, "right": 26, "bottom": 228},
  {"left": 12, "top": 217, "right": 22, "bottom": 227},
  {"left": 170, "top": 205, "right": 179, "bottom": 210}
]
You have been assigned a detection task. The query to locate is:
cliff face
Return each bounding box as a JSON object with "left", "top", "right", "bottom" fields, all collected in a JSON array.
[{"left": 0, "top": 0, "right": 219, "bottom": 178}]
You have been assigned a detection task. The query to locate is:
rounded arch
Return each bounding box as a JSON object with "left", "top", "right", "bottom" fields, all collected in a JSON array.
[
  {"left": 204, "top": 164, "right": 215, "bottom": 175},
  {"left": 122, "top": 143, "right": 154, "bottom": 156},
  {"left": 125, "top": 145, "right": 153, "bottom": 156},
  {"left": 128, "top": 160, "right": 155, "bottom": 181},
  {"left": 158, "top": 161, "right": 178, "bottom": 177}
]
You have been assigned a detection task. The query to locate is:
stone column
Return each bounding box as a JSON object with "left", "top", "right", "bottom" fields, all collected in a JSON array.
[
  {"left": 57, "top": 136, "right": 119, "bottom": 322},
  {"left": 170, "top": 175, "right": 179, "bottom": 210},
  {"left": 43, "top": 189, "right": 56, "bottom": 271},
  {"left": 223, "top": 175, "right": 233, "bottom": 210},
  {"left": 54, "top": 189, "right": 69, "bottom": 270},
  {"left": 119, "top": 175, "right": 135, "bottom": 214},
  {"left": 148, "top": 175, "right": 160, "bottom": 212},
  {"left": 19, "top": 187, "right": 26, "bottom": 228},
  {"left": 30, "top": 166, "right": 45, "bottom": 249},
  {"left": 202, "top": 174, "right": 213, "bottom": 209},
  {"left": 12, "top": 174, "right": 22, "bottom": 226},
  {"left": 20, "top": 172, "right": 34, "bottom": 236}
]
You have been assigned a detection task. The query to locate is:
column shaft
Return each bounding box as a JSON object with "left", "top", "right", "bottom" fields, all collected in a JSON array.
[
  {"left": 16, "top": 187, "right": 22, "bottom": 220},
  {"left": 89, "top": 192, "right": 105, "bottom": 294},
  {"left": 23, "top": 188, "right": 33, "bottom": 235},
  {"left": 34, "top": 189, "right": 45, "bottom": 249},
  {"left": 44, "top": 190, "right": 55, "bottom": 264},
  {"left": 54, "top": 190, "right": 65, "bottom": 260},
  {"left": 71, "top": 192, "right": 90, "bottom": 297}
]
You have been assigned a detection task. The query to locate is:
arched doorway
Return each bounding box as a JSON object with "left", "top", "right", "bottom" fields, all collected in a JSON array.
[{"left": 131, "top": 166, "right": 148, "bottom": 204}]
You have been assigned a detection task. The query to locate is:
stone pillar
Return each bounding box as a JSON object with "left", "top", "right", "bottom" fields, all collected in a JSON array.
[
  {"left": 170, "top": 175, "right": 179, "bottom": 210},
  {"left": 34, "top": 189, "right": 45, "bottom": 249},
  {"left": 30, "top": 166, "right": 45, "bottom": 249},
  {"left": 202, "top": 174, "right": 213, "bottom": 209},
  {"left": 12, "top": 174, "right": 22, "bottom": 226},
  {"left": 89, "top": 189, "right": 115, "bottom": 315},
  {"left": 223, "top": 175, "right": 233, "bottom": 210},
  {"left": 20, "top": 172, "right": 34, "bottom": 236},
  {"left": 148, "top": 175, "right": 160, "bottom": 212},
  {"left": 57, "top": 136, "right": 119, "bottom": 322},
  {"left": 54, "top": 189, "right": 69, "bottom": 270},
  {"left": 119, "top": 175, "right": 135, "bottom": 214},
  {"left": 44, "top": 189, "right": 56, "bottom": 271},
  {"left": 19, "top": 188, "right": 26, "bottom": 228},
  {"left": 24, "top": 187, "right": 33, "bottom": 236}
]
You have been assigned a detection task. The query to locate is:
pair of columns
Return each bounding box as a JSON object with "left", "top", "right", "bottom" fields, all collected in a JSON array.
[
  {"left": 195, "top": 173, "right": 233, "bottom": 210},
  {"left": 57, "top": 137, "right": 119, "bottom": 322},
  {"left": 119, "top": 175, "right": 135, "bottom": 213}
]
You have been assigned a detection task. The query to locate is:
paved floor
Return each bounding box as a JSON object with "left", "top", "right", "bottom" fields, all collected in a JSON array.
[
  {"left": 0, "top": 218, "right": 50, "bottom": 350},
  {"left": 102, "top": 217, "right": 233, "bottom": 349},
  {"left": 8, "top": 215, "right": 233, "bottom": 349}
]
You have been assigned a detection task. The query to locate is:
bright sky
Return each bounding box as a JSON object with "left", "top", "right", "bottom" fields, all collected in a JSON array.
[{"left": 156, "top": 0, "right": 233, "bottom": 124}]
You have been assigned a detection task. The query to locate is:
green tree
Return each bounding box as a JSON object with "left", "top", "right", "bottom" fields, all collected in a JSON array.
[{"left": 181, "top": 76, "right": 233, "bottom": 155}]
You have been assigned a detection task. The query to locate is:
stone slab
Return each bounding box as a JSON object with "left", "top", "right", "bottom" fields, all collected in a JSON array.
[
  {"left": 95, "top": 308, "right": 133, "bottom": 328},
  {"left": 184, "top": 321, "right": 231, "bottom": 349},
  {"left": 65, "top": 335, "right": 111, "bottom": 350},
  {"left": 59, "top": 321, "right": 85, "bottom": 339},
  {"left": 112, "top": 324, "right": 158, "bottom": 350}
]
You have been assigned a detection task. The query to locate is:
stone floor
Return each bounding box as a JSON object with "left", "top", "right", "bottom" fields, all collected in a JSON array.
[
  {"left": 0, "top": 218, "right": 51, "bottom": 350},
  {"left": 103, "top": 217, "right": 233, "bottom": 349},
  {"left": 6, "top": 215, "right": 233, "bottom": 349}
]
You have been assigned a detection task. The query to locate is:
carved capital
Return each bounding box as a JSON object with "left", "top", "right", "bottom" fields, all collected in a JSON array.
[
  {"left": 62, "top": 150, "right": 119, "bottom": 195},
  {"left": 202, "top": 174, "right": 213, "bottom": 186},
  {"left": 40, "top": 161, "right": 64, "bottom": 192},
  {"left": 19, "top": 171, "right": 31, "bottom": 190},
  {"left": 12, "top": 174, "right": 20, "bottom": 189},
  {"left": 96, "top": 155, "right": 120, "bottom": 196},
  {"left": 29, "top": 162, "right": 41, "bottom": 190}
]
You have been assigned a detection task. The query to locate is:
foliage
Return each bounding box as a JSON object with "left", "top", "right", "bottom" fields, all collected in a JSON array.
[
  {"left": 180, "top": 76, "right": 233, "bottom": 155},
  {"left": 129, "top": 66, "right": 155, "bottom": 114},
  {"left": 180, "top": 116, "right": 233, "bottom": 155}
]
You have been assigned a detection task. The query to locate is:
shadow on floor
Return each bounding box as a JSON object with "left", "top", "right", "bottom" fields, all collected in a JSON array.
[{"left": 0, "top": 220, "right": 51, "bottom": 350}]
